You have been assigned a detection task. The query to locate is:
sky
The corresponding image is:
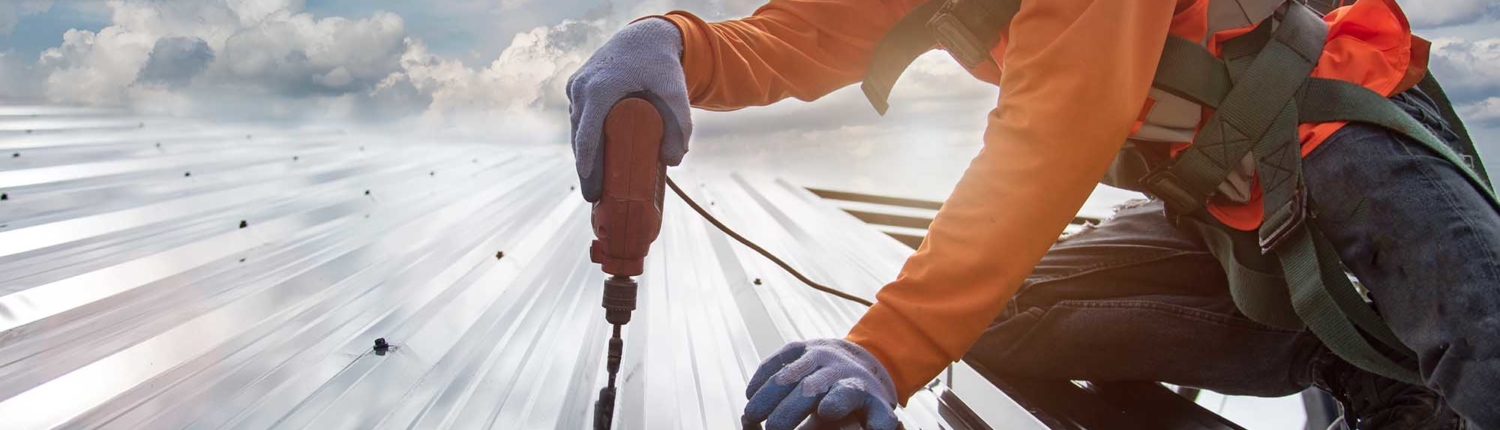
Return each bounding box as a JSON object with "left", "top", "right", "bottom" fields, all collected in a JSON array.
[{"left": 0, "top": 0, "right": 1497, "bottom": 176}]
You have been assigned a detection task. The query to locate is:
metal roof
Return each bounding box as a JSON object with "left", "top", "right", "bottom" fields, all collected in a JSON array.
[{"left": 0, "top": 105, "right": 1056, "bottom": 429}]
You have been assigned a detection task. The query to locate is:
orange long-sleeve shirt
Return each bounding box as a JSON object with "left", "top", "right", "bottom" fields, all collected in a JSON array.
[{"left": 659, "top": 0, "right": 1422, "bottom": 402}]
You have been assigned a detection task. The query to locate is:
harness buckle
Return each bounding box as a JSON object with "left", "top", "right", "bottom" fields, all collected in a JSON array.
[
  {"left": 927, "top": 0, "right": 997, "bottom": 69},
  {"left": 1140, "top": 168, "right": 1202, "bottom": 217},
  {"left": 1258, "top": 182, "right": 1307, "bottom": 254}
]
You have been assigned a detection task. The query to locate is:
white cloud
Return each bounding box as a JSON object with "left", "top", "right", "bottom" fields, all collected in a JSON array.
[
  {"left": 395, "top": 19, "right": 607, "bottom": 140},
  {"left": 1394, "top": 0, "right": 1497, "bottom": 29},
  {"left": 1428, "top": 38, "right": 1500, "bottom": 105},
  {"left": 1458, "top": 97, "right": 1500, "bottom": 126},
  {"left": 211, "top": 10, "right": 407, "bottom": 95},
  {"left": 26, "top": 0, "right": 412, "bottom": 120},
  {"left": 40, "top": 25, "right": 157, "bottom": 104},
  {"left": 10, "top": 0, "right": 620, "bottom": 135},
  {"left": 136, "top": 36, "right": 213, "bottom": 87}
]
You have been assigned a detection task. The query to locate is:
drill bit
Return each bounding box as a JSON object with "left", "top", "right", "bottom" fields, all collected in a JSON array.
[
  {"left": 595, "top": 324, "right": 624, "bottom": 430},
  {"left": 595, "top": 275, "right": 638, "bottom": 430}
]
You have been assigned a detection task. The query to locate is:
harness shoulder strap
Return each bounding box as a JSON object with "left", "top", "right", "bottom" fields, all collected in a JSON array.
[
  {"left": 861, "top": 0, "right": 946, "bottom": 115},
  {"left": 1142, "top": 5, "right": 1324, "bottom": 221},
  {"left": 1153, "top": 36, "right": 1232, "bottom": 109}
]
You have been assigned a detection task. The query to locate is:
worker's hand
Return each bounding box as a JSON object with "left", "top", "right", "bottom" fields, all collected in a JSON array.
[
  {"left": 566, "top": 18, "right": 692, "bottom": 202},
  {"left": 744, "top": 339, "right": 899, "bottom": 430}
]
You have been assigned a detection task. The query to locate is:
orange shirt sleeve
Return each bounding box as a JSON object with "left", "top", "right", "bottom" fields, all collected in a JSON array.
[
  {"left": 845, "top": 0, "right": 1181, "bottom": 402},
  {"left": 655, "top": 0, "right": 924, "bottom": 111}
]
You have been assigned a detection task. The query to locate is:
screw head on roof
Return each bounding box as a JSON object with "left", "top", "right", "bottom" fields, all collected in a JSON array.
[
  {"left": 11, "top": 152, "right": 17, "bottom": 158},
  {"left": 429, "top": 171, "right": 435, "bottom": 176},
  {"left": 184, "top": 171, "right": 191, "bottom": 177},
  {"left": 239, "top": 220, "right": 248, "bottom": 228},
  {"left": 239, "top": 258, "right": 246, "bottom": 263},
  {"left": 373, "top": 338, "right": 390, "bottom": 356},
  {"left": 293, "top": 156, "right": 299, "bottom": 161},
  {"left": 569, "top": 186, "right": 575, "bottom": 191},
  {"left": 155, "top": 142, "right": 161, "bottom": 147},
  {"left": 495, "top": 251, "right": 505, "bottom": 260},
  {"left": 1, "top": 193, "right": 8, "bottom": 201},
  {"left": 364, "top": 190, "right": 371, "bottom": 195},
  {"left": 753, "top": 278, "right": 762, "bottom": 285},
  {"left": 24, "top": 129, "right": 32, "bottom": 134}
]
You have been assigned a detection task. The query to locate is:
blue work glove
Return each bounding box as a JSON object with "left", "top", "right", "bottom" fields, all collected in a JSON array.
[
  {"left": 566, "top": 18, "right": 692, "bottom": 202},
  {"left": 744, "top": 339, "right": 900, "bottom": 430}
]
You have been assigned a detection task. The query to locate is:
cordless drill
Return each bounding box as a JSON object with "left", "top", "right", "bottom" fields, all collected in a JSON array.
[{"left": 589, "top": 97, "right": 666, "bottom": 430}]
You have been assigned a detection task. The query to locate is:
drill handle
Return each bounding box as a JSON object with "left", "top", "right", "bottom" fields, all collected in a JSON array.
[{"left": 590, "top": 97, "right": 667, "bottom": 277}]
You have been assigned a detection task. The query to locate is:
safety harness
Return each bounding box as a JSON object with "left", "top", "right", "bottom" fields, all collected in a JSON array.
[{"left": 861, "top": 0, "right": 1496, "bottom": 384}]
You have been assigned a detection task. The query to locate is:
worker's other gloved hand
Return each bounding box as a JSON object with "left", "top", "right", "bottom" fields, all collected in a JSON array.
[
  {"left": 744, "top": 339, "right": 899, "bottom": 430},
  {"left": 566, "top": 18, "right": 692, "bottom": 202}
]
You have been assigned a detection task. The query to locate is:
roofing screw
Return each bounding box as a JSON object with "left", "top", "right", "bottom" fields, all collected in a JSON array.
[
  {"left": 429, "top": 171, "right": 435, "bottom": 176},
  {"left": 293, "top": 156, "right": 299, "bottom": 161},
  {"left": 24, "top": 129, "right": 32, "bottom": 134},
  {"left": 374, "top": 338, "right": 391, "bottom": 356},
  {"left": 1, "top": 193, "right": 8, "bottom": 201},
  {"left": 239, "top": 220, "right": 248, "bottom": 228},
  {"left": 364, "top": 190, "right": 371, "bottom": 196},
  {"left": 239, "top": 258, "right": 246, "bottom": 263},
  {"left": 11, "top": 152, "right": 18, "bottom": 158},
  {"left": 184, "top": 171, "right": 191, "bottom": 177},
  {"left": 569, "top": 186, "right": 575, "bottom": 191},
  {"left": 495, "top": 251, "right": 505, "bottom": 260},
  {"left": 155, "top": 142, "right": 161, "bottom": 148},
  {"left": 753, "top": 278, "right": 762, "bottom": 285}
]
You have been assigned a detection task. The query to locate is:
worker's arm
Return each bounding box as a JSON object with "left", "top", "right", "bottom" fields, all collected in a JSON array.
[
  {"left": 655, "top": 0, "right": 923, "bottom": 111},
  {"left": 845, "top": 0, "right": 1181, "bottom": 402},
  {"left": 569, "top": 0, "right": 925, "bottom": 201}
]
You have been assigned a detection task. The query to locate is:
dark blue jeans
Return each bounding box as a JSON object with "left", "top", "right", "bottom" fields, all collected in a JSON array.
[{"left": 966, "top": 88, "right": 1500, "bottom": 427}]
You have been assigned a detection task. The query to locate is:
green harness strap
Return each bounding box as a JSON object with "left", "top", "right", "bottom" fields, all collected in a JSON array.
[
  {"left": 1179, "top": 215, "right": 1300, "bottom": 329},
  {"left": 1414, "top": 73, "right": 1492, "bottom": 187},
  {"left": 1298, "top": 77, "right": 1500, "bottom": 208},
  {"left": 1278, "top": 223, "right": 1422, "bottom": 384}
]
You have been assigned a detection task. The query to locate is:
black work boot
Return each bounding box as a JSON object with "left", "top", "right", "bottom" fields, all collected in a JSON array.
[{"left": 1309, "top": 349, "right": 1465, "bottom": 430}]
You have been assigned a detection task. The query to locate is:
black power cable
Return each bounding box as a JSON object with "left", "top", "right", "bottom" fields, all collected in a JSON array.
[{"left": 664, "top": 175, "right": 875, "bottom": 308}]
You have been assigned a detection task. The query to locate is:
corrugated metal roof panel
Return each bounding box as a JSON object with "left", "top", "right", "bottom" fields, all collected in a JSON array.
[{"left": 0, "top": 107, "right": 1043, "bottom": 429}]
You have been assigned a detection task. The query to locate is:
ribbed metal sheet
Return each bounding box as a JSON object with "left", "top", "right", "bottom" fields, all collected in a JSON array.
[{"left": 0, "top": 106, "right": 1043, "bottom": 429}]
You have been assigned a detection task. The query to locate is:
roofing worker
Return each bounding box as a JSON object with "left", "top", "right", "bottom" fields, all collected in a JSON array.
[{"left": 567, "top": 0, "right": 1499, "bottom": 427}]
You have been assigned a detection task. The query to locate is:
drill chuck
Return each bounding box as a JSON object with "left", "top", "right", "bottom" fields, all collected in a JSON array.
[{"left": 602, "top": 275, "right": 638, "bottom": 325}]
